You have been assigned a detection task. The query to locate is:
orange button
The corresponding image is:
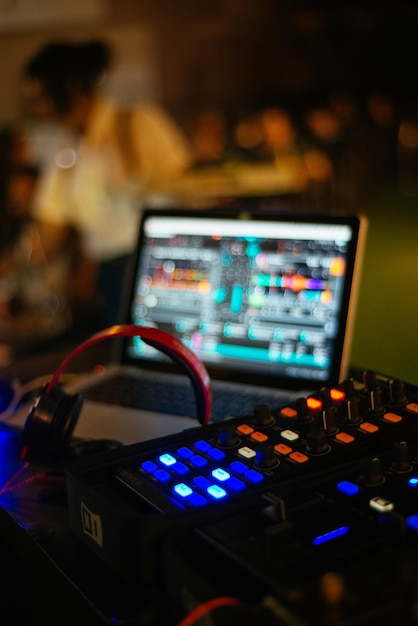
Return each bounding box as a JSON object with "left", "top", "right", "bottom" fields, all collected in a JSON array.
[
  {"left": 250, "top": 431, "right": 268, "bottom": 443},
  {"left": 330, "top": 388, "right": 345, "bottom": 402},
  {"left": 280, "top": 406, "right": 297, "bottom": 419},
  {"left": 237, "top": 423, "right": 254, "bottom": 435},
  {"left": 360, "top": 421, "right": 379, "bottom": 434},
  {"left": 407, "top": 402, "right": 418, "bottom": 414},
  {"left": 274, "top": 443, "right": 292, "bottom": 455},
  {"left": 290, "top": 451, "right": 309, "bottom": 463},
  {"left": 383, "top": 412, "right": 402, "bottom": 424},
  {"left": 307, "top": 397, "right": 322, "bottom": 411},
  {"left": 335, "top": 431, "right": 355, "bottom": 444}
]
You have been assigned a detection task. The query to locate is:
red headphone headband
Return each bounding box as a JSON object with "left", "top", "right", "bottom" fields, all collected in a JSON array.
[{"left": 46, "top": 324, "right": 213, "bottom": 425}]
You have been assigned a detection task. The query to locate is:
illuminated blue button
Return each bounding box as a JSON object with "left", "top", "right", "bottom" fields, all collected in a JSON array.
[
  {"left": 245, "top": 469, "right": 264, "bottom": 484},
  {"left": 177, "top": 447, "right": 194, "bottom": 459},
  {"left": 230, "top": 461, "right": 248, "bottom": 475},
  {"left": 194, "top": 440, "right": 211, "bottom": 453},
  {"left": 226, "top": 477, "right": 246, "bottom": 492},
  {"left": 159, "top": 453, "right": 176, "bottom": 467},
  {"left": 193, "top": 475, "right": 211, "bottom": 490},
  {"left": 187, "top": 492, "right": 208, "bottom": 507},
  {"left": 312, "top": 525, "right": 350, "bottom": 546},
  {"left": 190, "top": 455, "right": 208, "bottom": 468},
  {"left": 141, "top": 460, "right": 158, "bottom": 473},
  {"left": 207, "top": 484, "right": 228, "bottom": 500},
  {"left": 212, "top": 468, "right": 231, "bottom": 482},
  {"left": 154, "top": 469, "right": 171, "bottom": 483},
  {"left": 406, "top": 515, "right": 418, "bottom": 532},
  {"left": 337, "top": 480, "right": 360, "bottom": 496},
  {"left": 208, "top": 448, "right": 226, "bottom": 461},
  {"left": 408, "top": 477, "right": 418, "bottom": 488},
  {"left": 174, "top": 483, "right": 193, "bottom": 498},
  {"left": 172, "top": 462, "right": 189, "bottom": 475}
]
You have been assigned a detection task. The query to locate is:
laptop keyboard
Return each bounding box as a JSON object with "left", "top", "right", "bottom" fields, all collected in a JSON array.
[{"left": 81, "top": 373, "right": 298, "bottom": 423}]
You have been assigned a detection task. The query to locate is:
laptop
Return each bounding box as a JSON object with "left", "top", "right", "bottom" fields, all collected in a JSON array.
[{"left": 8, "top": 206, "right": 367, "bottom": 445}]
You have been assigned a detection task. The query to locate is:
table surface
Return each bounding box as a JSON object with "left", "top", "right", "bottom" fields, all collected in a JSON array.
[
  {"left": 0, "top": 424, "right": 173, "bottom": 626},
  {"left": 0, "top": 330, "right": 175, "bottom": 626}
]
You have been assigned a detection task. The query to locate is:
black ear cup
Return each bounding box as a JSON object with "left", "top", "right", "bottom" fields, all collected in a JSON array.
[{"left": 21, "top": 384, "right": 83, "bottom": 465}]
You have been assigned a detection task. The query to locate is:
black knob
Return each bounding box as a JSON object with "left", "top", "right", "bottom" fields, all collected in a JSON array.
[
  {"left": 255, "top": 445, "right": 278, "bottom": 470},
  {"left": 361, "top": 457, "right": 385, "bottom": 486},
  {"left": 217, "top": 426, "right": 240, "bottom": 448},
  {"left": 252, "top": 404, "right": 275, "bottom": 427},
  {"left": 389, "top": 379, "right": 407, "bottom": 408},
  {"left": 322, "top": 406, "right": 338, "bottom": 435},
  {"left": 306, "top": 418, "right": 330, "bottom": 455},
  {"left": 368, "top": 388, "right": 384, "bottom": 416},
  {"left": 390, "top": 441, "right": 412, "bottom": 473},
  {"left": 345, "top": 396, "right": 362, "bottom": 425},
  {"left": 363, "top": 370, "right": 380, "bottom": 392},
  {"left": 342, "top": 378, "right": 356, "bottom": 398},
  {"left": 319, "top": 387, "right": 332, "bottom": 408},
  {"left": 296, "top": 397, "right": 313, "bottom": 424}
]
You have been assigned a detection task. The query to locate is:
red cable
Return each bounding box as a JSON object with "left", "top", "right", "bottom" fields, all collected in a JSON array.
[
  {"left": 0, "top": 462, "right": 47, "bottom": 495},
  {"left": 177, "top": 596, "right": 243, "bottom": 626},
  {"left": 44, "top": 324, "right": 212, "bottom": 425}
]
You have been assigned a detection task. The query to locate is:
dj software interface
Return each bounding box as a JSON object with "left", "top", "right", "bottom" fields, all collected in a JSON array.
[{"left": 130, "top": 220, "right": 351, "bottom": 382}]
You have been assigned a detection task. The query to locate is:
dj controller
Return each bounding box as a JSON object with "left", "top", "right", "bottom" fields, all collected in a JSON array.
[{"left": 66, "top": 369, "right": 418, "bottom": 625}]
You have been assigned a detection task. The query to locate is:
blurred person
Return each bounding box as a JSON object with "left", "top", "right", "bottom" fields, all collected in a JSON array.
[
  {"left": 188, "top": 106, "right": 230, "bottom": 167},
  {"left": 232, "top": 105, "right": 306, "bottom": 164},
  {"left": 233, "top": 109, "right": 263, "bottom": 161},
  {"left": 304, "top": 103, "right": 344, "bottom": 169},
  {"left": 327, "top": 89, "right": 365, "bottom": 209},
  {"left": 243, "top": 103, "right": 335, "bottom": 209},
  {"left": 20, "top": 39, "right": 194, "bottom": 328},
  {"left": 231, "top": 104, "right": 348, "bottom": 205},
  {"left": 232, "top": 105, "right": 311, "bottom": 196},
  {"left": 0, "top": 124, "right": 74, "bottom": 351},
  {"left": 329, "top": 89, "right": 361, "bottom": 134},
  {"left": 0, "top": 126, "right": 29, "bottom": 324},
  {"left": 257, "top": 106, "right": 303, "bottom": 162},
  {"left": 0, "top": 124, "right": 42, "bottom": 245},
  {"left": 303, "top": 102, "right": 344, "bottom": 209}
]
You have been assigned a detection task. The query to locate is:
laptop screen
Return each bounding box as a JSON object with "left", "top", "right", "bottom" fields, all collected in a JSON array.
[{"left": 122, "top": 208, "right": 365, "bottom": 391}]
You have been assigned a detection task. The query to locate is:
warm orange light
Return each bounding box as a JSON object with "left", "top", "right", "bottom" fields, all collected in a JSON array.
[
  {"left": 198, "top": 280, "right": 211, "bottom": 293},
  {"left": 330, "top": 257, "right": 345, "bottom": 276},
  {"left": 330, "top": 388, "right": 345, "bottom": 402},
  {"left": 321, "top": 290, "right": 332, "bottom": 304},
  {"left": 399, "top": 121, "right": 418, "bottom": 149},
  {"left": 307, "top": 397, "right": 322, "bottom": 411}
]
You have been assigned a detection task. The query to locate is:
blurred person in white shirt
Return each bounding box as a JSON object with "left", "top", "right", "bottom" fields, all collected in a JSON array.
[{"left": 20, "top": 39, "right": 193, "bottom": 327}]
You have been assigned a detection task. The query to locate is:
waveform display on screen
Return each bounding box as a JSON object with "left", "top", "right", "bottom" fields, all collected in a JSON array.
[
  {"left": 254, "top": 273, "right": 327, "bottom": 291},
  {"left": 132, "top": 229, "right": 349, "bottom": 379}
]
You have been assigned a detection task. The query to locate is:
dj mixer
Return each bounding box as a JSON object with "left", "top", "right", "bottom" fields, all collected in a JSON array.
[{"left": 66, "top": 370, "right": 418, "bottom": 625}]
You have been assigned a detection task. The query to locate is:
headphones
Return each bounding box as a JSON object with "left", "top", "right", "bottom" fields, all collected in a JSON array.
[{"left": 21, "top": 324, "right": 212, "bottom": 466}]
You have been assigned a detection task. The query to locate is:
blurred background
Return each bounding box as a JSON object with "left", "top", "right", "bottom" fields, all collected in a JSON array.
[{"left": 0, "top": 0, "right": 417, "bottom": 384}]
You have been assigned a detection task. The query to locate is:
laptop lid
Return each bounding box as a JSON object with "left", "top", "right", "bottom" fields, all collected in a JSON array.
[{"left": 118, "top": 207, "right": 366, "bottom": 394}]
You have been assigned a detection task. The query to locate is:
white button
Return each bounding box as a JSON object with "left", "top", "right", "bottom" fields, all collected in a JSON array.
[
  {"left": 238, "top": 446, "right": 256, "bottom": 459},
  {"left": 369, "top": 496, "right": 394, "bottom": 513},
  {"left": 281, "top": 429, "right": 299, "bottom": 441}
]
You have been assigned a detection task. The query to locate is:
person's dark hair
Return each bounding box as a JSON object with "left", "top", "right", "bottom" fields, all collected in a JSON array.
[{"left": 23, "top": 40, "right": 112, "bottom": 114}]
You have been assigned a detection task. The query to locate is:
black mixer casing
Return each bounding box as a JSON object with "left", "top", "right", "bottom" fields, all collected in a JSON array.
[{"left": 65, "top": 370, "right": 418, "bottom": 624}]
